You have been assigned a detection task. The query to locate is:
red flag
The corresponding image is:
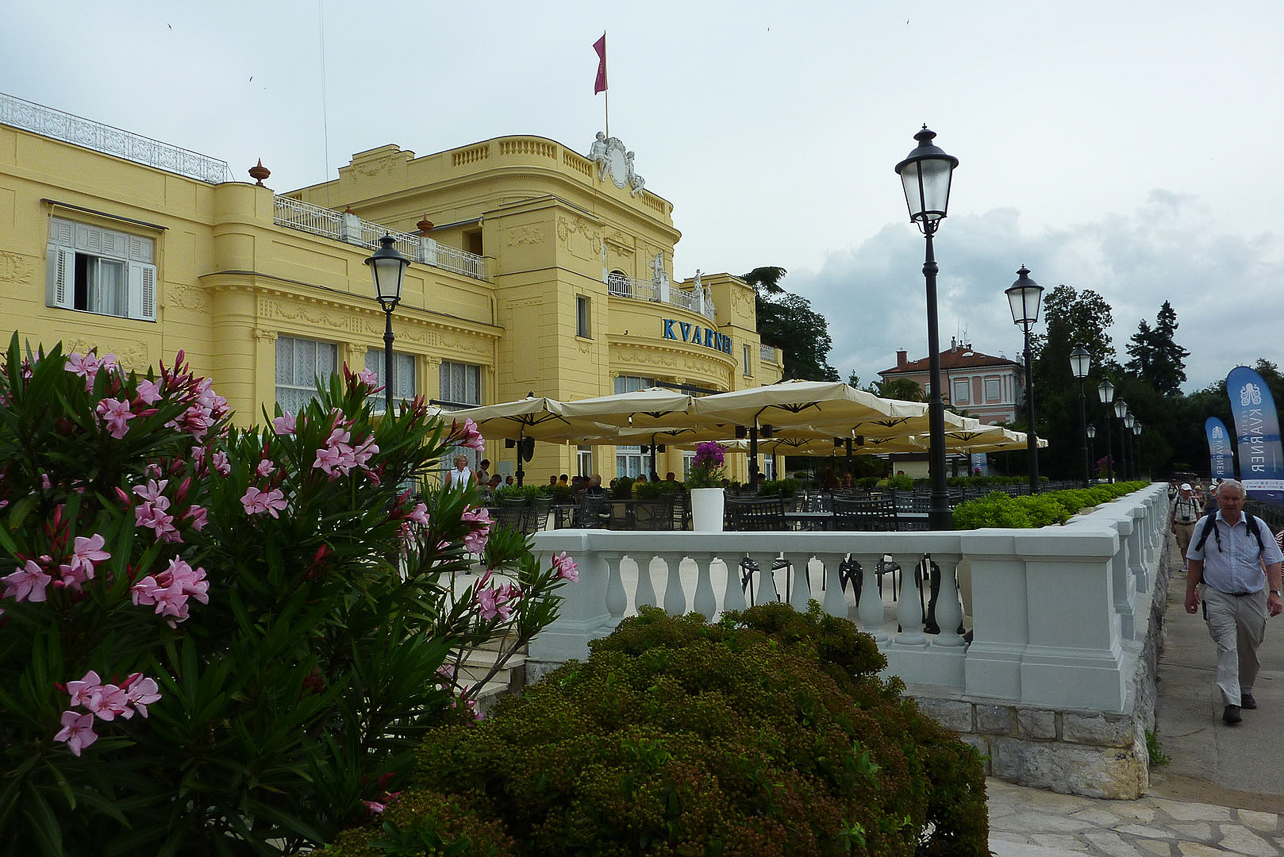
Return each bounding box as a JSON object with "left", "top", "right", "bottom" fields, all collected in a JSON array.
[{"left": 593, "top": 34, "right": 607, "bottom": 94}]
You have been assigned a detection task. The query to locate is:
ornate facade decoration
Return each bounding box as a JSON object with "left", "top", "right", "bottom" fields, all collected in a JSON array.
[
  {"left": 556, "top": 216, "right": 601, "bottom": 262},
  {"left": 588, "top": 133, "right": 645, "bottom": 196},
  {"left": 505, "top": 224, "right": 546, "bottom": 247},
  {"left": 0, "top": 251, "right": 31, "bottom": 285}
]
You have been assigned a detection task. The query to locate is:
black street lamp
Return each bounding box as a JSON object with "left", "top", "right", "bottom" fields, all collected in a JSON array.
[
  {"left": 1098, "top": 380, "right": 1116, "bottom": 483},
  {"left": 1069, "top": 345, "right": 1092, "bottom": 488},
  {"left": 1006, "top": 266, "right": 1044, "bottom": 494},
  {"left": 1132, "top": 421, "right": 1143, "bottom": 481},
  {"left": 366, "top": 234, "right": 411, "bottom": 416},
  {"left": 1114, "top": 399, "right": 1129, "bottom": 481},
  {"left": 896, "top": 125, "right": 959, "bottom": 530},
  {"left": 1086, "top": 424, "right": 1097, "bottom": 483},
  {"left": 1123, "top": 411, "right": 1136, "bottom": 479}
]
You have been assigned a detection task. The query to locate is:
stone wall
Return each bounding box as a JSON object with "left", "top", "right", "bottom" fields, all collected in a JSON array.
[{"left": 906, "top": 534, "right": 1174, "bottom": 800}]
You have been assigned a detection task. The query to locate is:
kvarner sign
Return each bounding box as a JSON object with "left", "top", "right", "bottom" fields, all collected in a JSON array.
[{"left": 662, "top": 319, "right": 732, "bottom": 355}]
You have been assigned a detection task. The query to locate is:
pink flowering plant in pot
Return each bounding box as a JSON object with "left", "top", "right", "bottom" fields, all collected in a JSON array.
[
  {"left": 0, "top": 334, "right": 575, "bottom": 855},
  {"left": 685, "top": 441, "right": 727, "bottom": 489}
]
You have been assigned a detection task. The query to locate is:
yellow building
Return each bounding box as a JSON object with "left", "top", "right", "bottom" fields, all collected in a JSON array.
[{"left": 0, "top": 92, "right": 782, "bottom": 483}]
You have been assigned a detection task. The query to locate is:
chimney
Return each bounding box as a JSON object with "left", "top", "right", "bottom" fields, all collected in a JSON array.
[
  {"left": 896, "top": 349, "right": 908, "bottom": 369},
  {"left": 950, "top": 336, "right": 958, "bottom": 352}
]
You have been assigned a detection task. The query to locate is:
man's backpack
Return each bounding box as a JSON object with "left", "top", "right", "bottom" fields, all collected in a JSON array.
[{"left": 1192, "top": 510, "right": 1266, "bottom": 554}]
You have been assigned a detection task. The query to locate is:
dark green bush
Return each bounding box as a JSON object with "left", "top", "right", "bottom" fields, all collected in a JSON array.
[
  {"left": 331, "top": 603, "right": 988, "bottom": 856},
  {"left": 757, "top": 477, "right": 801, "bottom": 498}
]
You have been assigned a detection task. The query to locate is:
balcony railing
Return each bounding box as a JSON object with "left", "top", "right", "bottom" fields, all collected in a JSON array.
[
  {"left": 0, "top": 91, "right": 234, "bottom": 184},
  {"left": 272, "top": 195, "right": 488, "bottom": 281},
  {"left": 606, "top": 274, "right": 715, "bottom": 321},
  {"left": 530, "top": 484, "right": 1166, "bottom": 713}
]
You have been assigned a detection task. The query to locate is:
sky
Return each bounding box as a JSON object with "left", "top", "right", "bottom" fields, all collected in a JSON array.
[{"left": 4, "top": 1, "right": 1282, "bottom": 393}]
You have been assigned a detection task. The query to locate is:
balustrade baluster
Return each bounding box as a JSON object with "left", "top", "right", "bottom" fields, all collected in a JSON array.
[
  {"left": 721, "top": 552, "right": 747, "bottom": 614},
  {"left": 786, "top": 552, "right": 812, "bottom": 612},
  {"left": 817, "top": 552, "right": 849, "bottom": 618},
  {"left": 635, "top": 555, "right": 657, "bottom": 609},
  {"left": 692, "top": 553, "right": 717, "bottom": 619},
  {"left": 748, "top": 552, "right": 779, "bottom": 605},
  {"left": 603, "top": 553, "right": 626, "bottom": 623},
  {"left": 932, "top": 553, "right": 965, "bottom": 647},
  {"left": 663, "top": 555, "right": 686, "bottom": 615},
  {"left": 853, "top": 553, "right": 889, "bottom": 644},
  {"left": 893, "top": 554, "right": 928, "bottom": 647}
]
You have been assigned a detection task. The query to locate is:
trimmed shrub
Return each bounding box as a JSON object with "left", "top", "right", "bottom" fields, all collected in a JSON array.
[
  {"left": 328, "top": 604, "right": 989, "bottom": 856},
  {"left": 951, "top": 481, "right": 1147, "bottom": 529}
]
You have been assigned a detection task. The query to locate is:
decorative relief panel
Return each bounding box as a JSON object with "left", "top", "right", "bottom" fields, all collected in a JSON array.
[
  {"left": 64, "top": 336, "right": 148, "bottom": 370},
  {"left": 506, "top": 224, "right": 546, "bottom": 247},
  {"left": 167, "top": 283, "right": 211, "bottom": 313},
  {"left": 556, "top": 216, "right": 601, "bottom": 262},
  {"left": 0, "top": 251, "right": 31, "bottom": 285},
  {"left": 732, "top": 288, "right": 754, "bottom": 316}
]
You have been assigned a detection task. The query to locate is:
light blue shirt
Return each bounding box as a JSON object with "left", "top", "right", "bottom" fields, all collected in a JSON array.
[{"left": 1187, "top": 512, "right": 1284, "bottom": 594}]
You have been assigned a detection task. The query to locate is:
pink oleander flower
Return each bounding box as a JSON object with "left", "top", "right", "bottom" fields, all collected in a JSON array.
[
  {"left": 185, "top": 506, "right": 208, "bottom": 531},
  {"left": 456, "top": 418, "right": 485, "bottom": 453},
  {"left": 135, "top": 378, "right": 163, "bottom": 405},
  {"left": 462, "top": 508, "right": 490, "bottom": 557},
  {"left": 313, "top": 445, "right": 345, "bottom": 476},
  {"left": 363, "top": 800, "right": 387, "bottom": 816},
  {"left": 271, "top": 413, "right": 297, "bottom": 435},
  {"left": 241, "top": 486, "right": 288, "bottom": 518},
  {"left": 69, "top": 534, "right": 110, "bottom": 576},
  {"left": 65, "top": 353, "right": 102, "bottom": 390},
  {"left": 131, "top": 557, "right": 208, "bottom": 624},
  {"left": 406, "top": 503, "right": 430, "bottom": 527},
  {"left": 135, "top": 502, "right": 180, "bottom": 543},
  {"left": 552, "top": 551, "right": 578, "bottom": 583},
  {"left": 3, "top": 560, "right": 52, "bottom": 603},
  {"left": 121, "top": 674, "right": 161, "bottom": 718},
  {"left": 357, "top": 368, "right": 380, "bottom": 388},
  {"left": 475, "top": 577, "right": 519, "bottom": 622},
  {"left": 53, "top": 710, "right": 98, "bottom": 757},
  {"left": 133, "top": 479, "right": 170, "bottom": 510},
  {"left": 211, "top": 451, "right": 230, "bottom": 477},
  {"left": 256, "top": 458, "right": 275, "bottom": 478},
  {"left": 66, "top": 670, "right": 102, "bottom": 709},
  {"left": 95, "top": 398, "right": 135, "bottom": 440},
  {"left": 83, "top": 683, "right": 131, "bottom": 721}
]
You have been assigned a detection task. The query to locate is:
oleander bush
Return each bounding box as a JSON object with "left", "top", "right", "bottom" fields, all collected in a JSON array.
[
  {"left": 0, "top": 334, "right": 575, "bottom": 855},
  {"left": 325, "top": 603, "right": 989, "bottom": 857},
  {"left": 951, "top": 481, "right": 1146, "bottom": 529}
]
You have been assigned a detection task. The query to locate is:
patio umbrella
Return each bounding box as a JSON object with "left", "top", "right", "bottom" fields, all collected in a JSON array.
[
  {"left": 691, "top": 380, "right": 929, "bottom": 481},
  {"left": 447, "top": 394, "right": 590, "bottom": 485},
  {"left": 561, "top": 387, "right": 706, "bottom": 478}
]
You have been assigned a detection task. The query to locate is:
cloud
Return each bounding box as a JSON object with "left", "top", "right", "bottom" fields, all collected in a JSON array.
[{"left": 788, "top": 193, "right": 1284, "bottom": 392}]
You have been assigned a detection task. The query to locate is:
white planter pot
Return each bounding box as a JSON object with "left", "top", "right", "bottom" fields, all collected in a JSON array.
[{"left": 690, "top": 488, "right": 725, "bottom": 532}]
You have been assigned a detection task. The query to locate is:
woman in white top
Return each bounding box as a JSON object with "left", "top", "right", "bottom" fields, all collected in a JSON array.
[{"left": 445, "top": 455, "right": 473, "bottom": 490}]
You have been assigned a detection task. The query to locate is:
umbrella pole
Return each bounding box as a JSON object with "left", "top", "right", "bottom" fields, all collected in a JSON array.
[
  {"left": 749, "top": 425, "right": 759, "bottom": 486},
  {"left": 516, "top": 429, "right": 525, "bottom": 487}
]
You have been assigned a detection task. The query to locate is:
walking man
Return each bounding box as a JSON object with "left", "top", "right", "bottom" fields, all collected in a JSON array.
[
  {"left": 1171, "top": 482, "right": 1202, "bottom": 559},
  {"left": 1184, "top": 479, "right": 1284, "bottom": 724}
]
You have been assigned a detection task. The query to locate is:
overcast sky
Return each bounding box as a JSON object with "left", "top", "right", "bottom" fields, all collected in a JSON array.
[{"left": 5, "top": 1, "right": 1280, "bottom": 392}]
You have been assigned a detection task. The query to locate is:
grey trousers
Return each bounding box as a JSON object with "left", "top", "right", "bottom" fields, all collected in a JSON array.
[{"left": 1201, "top": 585, "right": 1268, "bottom": 706}]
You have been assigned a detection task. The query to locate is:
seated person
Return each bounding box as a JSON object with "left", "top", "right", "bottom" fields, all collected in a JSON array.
[{"left": 584, "top": 474, "right": 608, "bottom": 497}]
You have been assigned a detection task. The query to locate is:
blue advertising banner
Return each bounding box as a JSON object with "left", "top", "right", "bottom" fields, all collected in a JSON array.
[
  {"left": 1226, "top": 366, "right": 1284, "bottom": 505},
  {"left": 1204, "top": 417, "right": 1235, "bottom": 481}
]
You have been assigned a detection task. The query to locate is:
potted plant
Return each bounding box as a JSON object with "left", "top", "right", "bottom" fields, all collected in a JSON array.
[{"left": 686, "top": 441, "right": 727, "bottom": 531}]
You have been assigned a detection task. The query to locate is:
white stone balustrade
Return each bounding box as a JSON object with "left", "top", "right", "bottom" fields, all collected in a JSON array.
[{"left": 530, "top": 484, "right": 1167, "bottom": 714}]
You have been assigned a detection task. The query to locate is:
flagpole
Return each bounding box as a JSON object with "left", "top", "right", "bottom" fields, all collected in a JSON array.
[{"left": 604, "top": 87, "right": 609, "bottom": 139}]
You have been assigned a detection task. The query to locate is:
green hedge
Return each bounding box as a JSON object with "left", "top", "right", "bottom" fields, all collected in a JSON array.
[
  {"left": 322, "top": 603, "right": 990, "bottom": 856},
  {"left": 951, "top": 481, "right": 1146, "bottom": 529}
]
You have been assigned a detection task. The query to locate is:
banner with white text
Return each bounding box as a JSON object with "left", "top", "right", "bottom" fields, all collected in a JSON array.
[
  {"left": 1204, "top": 416, "right": 1235, "bottom": 481},
  {"left": 1226, "top": 366, "right": 1284, "bottom": 505}
]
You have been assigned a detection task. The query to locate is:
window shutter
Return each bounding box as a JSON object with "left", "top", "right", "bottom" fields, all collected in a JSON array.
[
  {"left": 128, "top": 234, "right": 153, "bottom": 263},
  {"left": 50, "top": 218, "right": 74, "bottom": 248},
  {"left": 47, "top": 248, "right": 74, "bottom": 309},
  {"left": 129, "top": 262, "right": 157, "bottom": 321}
]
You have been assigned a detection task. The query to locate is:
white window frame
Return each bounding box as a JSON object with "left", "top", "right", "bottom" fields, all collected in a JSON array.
[
  {"left": 275, "top": 336, "right": 339, "bottom": 414},
  {"left": 577, "top": 445, "right": 593, "bottom": 477},
  {"left": 47, "top": 217, "right": 156, "bottom": 321},
  {"left": 439, "top": 362, "right": 484, "bottom": 479},
  {"left": 614, "top": 375, "right": 656, "bottom": 395},
  {"left": 952, "top": 377, "right": 971, "bottom": 405},
  {"left": 984, "top": 376, "right": 1002, "bottom": 403},
  {"left": 743, "top": 343, "right": 753, "bottom": 377},
  {"left": 576, "top": 295, "right": 591, "bottom": 338},
  {"left": 617, "top": 445, "right": 644, "bottom": 479}
]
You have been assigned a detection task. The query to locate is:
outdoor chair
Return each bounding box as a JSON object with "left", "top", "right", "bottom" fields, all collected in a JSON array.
[
  {"left": 672, "top": 491, "right": 691, "bottom": 531},
  {"left": 522, "top": 498, "right": 551, "bottom": 535},
  {"left": 724, "top": 497, "right": 788, "bottom": 531},
  {"left": 486, "top": 504, "right": 527, "bottom": 535},
  {"left": 633, "top": 494, "right": 676, "bottom": 530},
  {"left": 830, "top": 496, "right": 899, "bottom": 531},
  {"left": 575, "top": 495, "right": 613, "bottom": 529}
]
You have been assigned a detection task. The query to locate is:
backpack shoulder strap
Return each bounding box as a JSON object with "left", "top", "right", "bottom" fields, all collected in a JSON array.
[{"left": 1193, "top": 513, "right": 1218, "bottom": 553}]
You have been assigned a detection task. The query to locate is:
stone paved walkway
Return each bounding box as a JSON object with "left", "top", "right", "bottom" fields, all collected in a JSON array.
[{"left": 988, "top": 778, "right": 1283, "bottom": 856}]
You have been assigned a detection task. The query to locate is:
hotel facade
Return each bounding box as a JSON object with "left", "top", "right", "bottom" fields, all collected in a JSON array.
[{"left": 0, "top": 93, "right": 782, "bottom": 483}]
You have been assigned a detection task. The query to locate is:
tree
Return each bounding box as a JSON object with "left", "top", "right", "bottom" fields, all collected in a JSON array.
[
  {"left": 874, "top": 377, "right": 925, "bottom": 402},
  {"left": 1126, "top": 301, "right": 1189, "bottom": 394},
  {"left": 742, "top": 267, "right": 840, "bottom": 382},
  {"left": 1026, "top": 285, "right": 1117, "bottom": 480}
]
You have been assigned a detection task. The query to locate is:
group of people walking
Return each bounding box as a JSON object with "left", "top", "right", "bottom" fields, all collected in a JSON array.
[{"left": 1172, "top": 478, "right": 1283, "bottom": 724}]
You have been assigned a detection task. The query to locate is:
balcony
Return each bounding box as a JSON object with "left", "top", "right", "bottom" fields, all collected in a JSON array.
[
  {"left": 606, "top": 272, "right": 715, "bottom": 321},
  {"left": 272, "top": 196, "right": 488, "bottom": 281}
]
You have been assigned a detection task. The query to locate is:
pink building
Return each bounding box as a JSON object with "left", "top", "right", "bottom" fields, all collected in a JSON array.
[{"left": 878, "top": 338, "right": 1024, "bottom": 425}]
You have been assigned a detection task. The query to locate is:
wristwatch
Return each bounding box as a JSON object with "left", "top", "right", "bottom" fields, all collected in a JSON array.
[{"left": 1271, "top": 589, "right": 1282, "bottom": 597}]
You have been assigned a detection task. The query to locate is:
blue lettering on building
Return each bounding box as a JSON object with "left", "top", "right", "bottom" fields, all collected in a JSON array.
[{"left": 660, "top": 319, "right": 732, "bottom": 355}]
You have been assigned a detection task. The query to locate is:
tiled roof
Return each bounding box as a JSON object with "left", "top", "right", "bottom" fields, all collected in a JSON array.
[{"left": 880, "top": 348, "right": 1019, "bottom": 375}]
